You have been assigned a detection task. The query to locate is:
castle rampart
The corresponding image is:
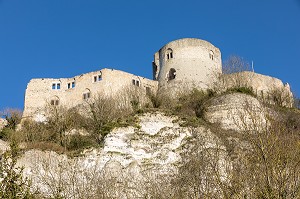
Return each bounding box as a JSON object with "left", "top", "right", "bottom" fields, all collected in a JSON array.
[
  {"left": 23, "top": 68, "right": 158, "bottom": 121},
  {"left": 223, "top": 71, "right": 293, "bottom": 106}
]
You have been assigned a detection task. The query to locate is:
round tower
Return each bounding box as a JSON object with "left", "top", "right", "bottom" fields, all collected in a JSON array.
[{"left": 152, "top": 38, "right": 222, "bottom": 95}]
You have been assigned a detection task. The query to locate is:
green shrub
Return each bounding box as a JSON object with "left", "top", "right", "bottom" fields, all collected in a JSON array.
[
  {"left": 0, "top": 141, "right": 33, "bottom": 198},
  {"left": 149, "top": 94, "right": 162, "bottom": 108},
  {"left": 0, "top": 128, "right": 14, "bottom": 141},
  {"left": 226, "top": 86, "right": 255, "bottom": 96},
  {"left": 177, "top": 89, "right": 210, "bottom": 119},
  {"left": 66, "top": 135, "right": 97, "bottom": 151}
]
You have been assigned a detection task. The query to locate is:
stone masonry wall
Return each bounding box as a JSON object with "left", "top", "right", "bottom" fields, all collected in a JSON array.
[
  {"left": 223, "top": 71, "right": 293, "bottom": 107},
  {"left": 23, "top": 68, "right": 158, "bottom": 121},
  {"left": 153, "top": 38, "right": 222, "bottom": 96}
]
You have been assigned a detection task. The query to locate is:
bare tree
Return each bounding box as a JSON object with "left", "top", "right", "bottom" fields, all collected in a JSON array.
[{"left": 223, "top": 55, "right": 251, "bottom": 74}]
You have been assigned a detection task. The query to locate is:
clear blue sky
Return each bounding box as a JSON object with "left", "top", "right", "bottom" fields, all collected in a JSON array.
[{"left": 0, "top": 0, "right": 299, "bottom": 111}]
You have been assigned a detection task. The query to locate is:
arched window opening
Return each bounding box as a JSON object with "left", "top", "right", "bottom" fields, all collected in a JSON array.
[
  {"left": 168, "top": 68, "right": 176, "bottom": 81},
  {"left": 166, "top": 48, "right": 173, "bottom": 60},
  {"left": 83, "top": 89, "right": 91, "bottom": 100},
  {"left": 209, "top": 50, "right": 214, "bottom": 60},
  {"left": 50, "top": 96, "right": 60, "bottom": 106}
]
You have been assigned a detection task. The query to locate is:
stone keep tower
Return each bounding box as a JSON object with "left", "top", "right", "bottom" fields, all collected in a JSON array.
[{"left": 152, "top": 38, "right": 222, "bottom": 95}]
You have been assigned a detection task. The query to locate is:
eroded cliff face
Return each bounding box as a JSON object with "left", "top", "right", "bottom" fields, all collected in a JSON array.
[
  {"left": 14, "top": 112, "right": 227, "bottom": 198},
  {"left": 1, "top": 93, "right": 269, "bottom": 198}
]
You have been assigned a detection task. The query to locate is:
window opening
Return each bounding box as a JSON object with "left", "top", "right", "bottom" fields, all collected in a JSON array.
[
  {"left": 166, "top": 48, "right": 173, "bottom": 60},
  {"left": 132, "top": 78, "right": 141, "bottom": 87},
  {"left": 83, "top": 93, "right": 91, "bottom": 100},
  {"left": 168, "top": 68, "right": 176, "bottom": 81},
  {"left": 50, "top": 100, "right": 59, "bottom": 106},
  {"left": 52, "top": 83, "right": 61, "bottom": 90},
  {"left": 67, "top": 81, "right": 75, "bottom": 89},
  {"left": 209, "top": 50, "right": 214, "bottom": 60},
  {"left": 93, "top": 72, "right": 102, "bottom": 82},
  {"left": 83, "top": 89, "right": 91, "bottom": 100},
  {"left": 50, "top": 96, "right": 60, "bottom": 106}
]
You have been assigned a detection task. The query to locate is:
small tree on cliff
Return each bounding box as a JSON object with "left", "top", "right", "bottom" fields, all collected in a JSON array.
[{"left": 0, "top": 141, "right": 33, "bottom": 199}]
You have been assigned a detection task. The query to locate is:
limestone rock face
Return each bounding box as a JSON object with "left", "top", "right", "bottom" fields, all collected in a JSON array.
[
  {"left": 0, "top": 139, "right": 9, "bottom": 153},
  {"left": 16, "top": 112, "right": 224, "bottom": 198},
  {"left": 204, "top": 93, "right": 267, "bottom": 131},
  {"left": 0, "top": 118, "right": 7, "bottom": 130},
  {"left": 0, "top": 119, "right": 9, "bottom": 153}
]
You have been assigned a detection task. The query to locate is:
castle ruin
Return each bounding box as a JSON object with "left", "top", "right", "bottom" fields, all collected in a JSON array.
[{"left": 23, "top": 38, "right": 293, "bottom": 120}]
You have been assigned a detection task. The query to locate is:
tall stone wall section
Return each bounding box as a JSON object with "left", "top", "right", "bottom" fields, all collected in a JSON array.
[
  {"left": 23, "top": 68, "right": 158, "bottom": 121},
  {"left": 153, "top": 38, "right": 222, "bottom": 96},
  {"left": 223, "top": 71, "right": 293, "bottom": 107}
]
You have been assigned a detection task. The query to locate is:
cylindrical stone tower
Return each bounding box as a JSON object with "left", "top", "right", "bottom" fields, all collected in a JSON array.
[{"left": 152, "top": 38, "right": 222, "bottom": 96}]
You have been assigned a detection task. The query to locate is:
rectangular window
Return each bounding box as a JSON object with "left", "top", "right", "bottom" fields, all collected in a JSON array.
[
  {"left": 67, "top": 82, "right": 75, "bottom": 89},
  {"left": 132, "top": 79, "right": 136, "bottom": 85},
  {"left": 93, "top": 74, "right": 102, "bottom": 82},
  {"left": 52, "top": 83, "right": 61, "bottom": 90},
  {"left": 136, "top": 81, "right": 140, "bottom": 87},
  {"left": 50, "top": 100, "right": 55, "bottom": 105}
]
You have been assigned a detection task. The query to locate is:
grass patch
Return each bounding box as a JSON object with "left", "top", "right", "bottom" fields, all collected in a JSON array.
[{"left": 225, "top": 86, "right": 255, "bottom": 96}]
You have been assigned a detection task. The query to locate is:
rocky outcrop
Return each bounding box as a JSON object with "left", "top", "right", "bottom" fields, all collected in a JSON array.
[
  {"left": 0, "top": 139, "right": 9, "bottom": 153},
  {"left": 204, "top": 93, "right": 267, "bottom": 131},
  {"left": 0, "top": 118, "right": 7, "bottom": 130},
  {"left": 15, "top": 112, "right": 226, "bottom": 198}
]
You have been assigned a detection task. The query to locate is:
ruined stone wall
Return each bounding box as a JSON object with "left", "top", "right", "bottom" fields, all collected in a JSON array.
[
  {"left": 153, "top": 38, "right": 222, "bottom": 96},
  {"left": 23, "top": 69, "right": 158, "bottom": 121},
  {"left": 223, "top": 71, "right": 293, "bottom": 107},
  {"left": 23, "top": 38, "right": 294, "bottom": 121}
]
